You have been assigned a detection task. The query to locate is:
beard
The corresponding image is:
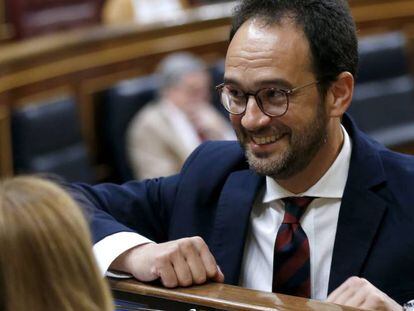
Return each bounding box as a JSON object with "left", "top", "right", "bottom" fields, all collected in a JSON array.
[{"left": 236, "top": 102, "right": 328, "bottom": 180}]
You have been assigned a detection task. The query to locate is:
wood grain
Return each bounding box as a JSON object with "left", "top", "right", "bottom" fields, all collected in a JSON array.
[{"left": 110, "top": 278, "right": 362, "bottom": 311}]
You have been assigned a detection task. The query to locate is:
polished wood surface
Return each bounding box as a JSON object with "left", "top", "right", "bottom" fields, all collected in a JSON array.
[
  {"left": 110, "top": 278, "right": 361, "bottom": 311},
  {"left": 1, "top": 0, "right": 414, "bottom": 177},
  {"left": 351, "top": 0, "right": 414, "bottom": 34}
]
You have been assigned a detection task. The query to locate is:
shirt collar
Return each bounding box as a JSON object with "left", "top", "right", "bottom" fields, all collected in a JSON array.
[{"left": 263, "top": 125, "right": 352, "bottom": 203}]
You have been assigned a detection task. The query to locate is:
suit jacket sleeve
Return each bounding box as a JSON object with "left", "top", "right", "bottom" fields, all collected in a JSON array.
[
  {"left": 67, "top": 176, "right": 179, "bottom": 244},
  {"left": 66, "top": 141, "right": 212, "bottom": 245}
]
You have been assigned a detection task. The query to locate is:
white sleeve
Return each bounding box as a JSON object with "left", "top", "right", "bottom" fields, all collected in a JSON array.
[{"left": 93, "top": 231, "right": 154, "bottom": 277}]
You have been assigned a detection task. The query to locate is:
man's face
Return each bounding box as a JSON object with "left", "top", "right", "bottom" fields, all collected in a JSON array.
[{"left": 225, "top": 18, "right": 328, "bottom": 179}]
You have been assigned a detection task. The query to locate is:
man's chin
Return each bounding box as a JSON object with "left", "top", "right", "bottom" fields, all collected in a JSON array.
[
  {"left": 245, "top": 149, "right": 287, "bottom": 177},
  {"left": 243, "top": 142, "right": 277, "bottom": 159},
  {"left": 248, "top": 150, "right": 272, "bottom": 159}
]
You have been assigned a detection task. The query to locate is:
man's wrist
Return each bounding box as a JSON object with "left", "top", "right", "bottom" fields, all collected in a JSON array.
[
  {"left": 93, "top": 232, "right": 154, "bottom": 274},
  {"left": 110, "top": 242, "right": 152, "bottom": 273}
]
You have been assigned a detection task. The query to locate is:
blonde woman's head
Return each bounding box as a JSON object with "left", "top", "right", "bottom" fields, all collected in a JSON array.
[{"left": 0, "top": 176, "right": 113, "bottom": 311}]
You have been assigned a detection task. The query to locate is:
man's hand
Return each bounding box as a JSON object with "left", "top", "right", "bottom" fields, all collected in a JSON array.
[
  {"left": 326, "top": 277, "right": 402, "bottom": 311},
  {"left": 110, "top": 236, "right": 225, "bottom": 288}
]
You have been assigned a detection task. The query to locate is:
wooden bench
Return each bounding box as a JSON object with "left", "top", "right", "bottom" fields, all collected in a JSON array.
[{"left": 110, "top": 278, "right": 360, "bottom": 311}]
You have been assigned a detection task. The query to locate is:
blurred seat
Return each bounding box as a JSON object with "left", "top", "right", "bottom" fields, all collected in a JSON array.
[
  {"left": 348, "top": 32, "right": 414, "bottom": 151},
  {"left": 12, "top": 97, "right": 95, "bottom": 183},
  {"left": 357, "top": 32, "right": 409, "bottom": 83},
  {"left": 349, "top": 75, "right": 414, "bottom": 148},
  {"left": 101, "top": 74, "right": 159, "bottom": 182}
]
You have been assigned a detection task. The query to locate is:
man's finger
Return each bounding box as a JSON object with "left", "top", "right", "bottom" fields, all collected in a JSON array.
[
  {"left": 326, "top": 277, "right": 353, "bottom": 303},
  {"left": 326, "top": 285, "right": 345, "bottom": 303},
  {"left": 191, "top": 236, "right": 220, "bottom": 279},
  {"left": 213, "top": 265, "right": 225, "bottom": 283},
  {"left": 341, "top": 288, "right": 366, "bottom": 308},
  {"left": 158, "top": 260, "right": 179, "bottom": 288},
  {"left": 179, "top": 238, "right": 208, "bottom": 284},
  {"left": 168, "top": 246, "right": 193, "bottom": 287}
]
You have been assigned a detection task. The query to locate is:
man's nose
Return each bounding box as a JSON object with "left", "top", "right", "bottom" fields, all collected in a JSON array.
[{"left": 241, "top": 96, "right": 272, "bottom": 131}]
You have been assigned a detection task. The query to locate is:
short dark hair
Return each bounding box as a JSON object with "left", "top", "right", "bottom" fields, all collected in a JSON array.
[{"left": 230, "top": 0, "right": 358, "bottom": 94}]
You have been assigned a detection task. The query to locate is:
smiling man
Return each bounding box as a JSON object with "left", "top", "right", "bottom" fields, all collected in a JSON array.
[
  {"left": 223, "top": 17, "right": 335, "bottom": 190},
  {"left": 70, "top": 1, "right": 414, "bottom": 310}
]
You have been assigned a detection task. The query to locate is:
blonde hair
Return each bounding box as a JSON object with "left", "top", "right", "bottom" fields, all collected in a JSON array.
[{"left": 0, "top": 176, "right": 113, "bottom": 311}]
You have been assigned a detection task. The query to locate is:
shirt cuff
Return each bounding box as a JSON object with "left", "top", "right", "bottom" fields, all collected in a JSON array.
[{"left": 93, "top": 231, "right": 154, "bottom": 276}]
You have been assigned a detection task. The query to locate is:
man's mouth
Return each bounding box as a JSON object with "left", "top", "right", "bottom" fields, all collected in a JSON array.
[{"left": 251, "top": 133, "right": 286, "bottom": 145}]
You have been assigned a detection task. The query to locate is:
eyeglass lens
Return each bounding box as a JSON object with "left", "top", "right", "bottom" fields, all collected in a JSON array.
[{"left": 220, "top": 86, "right": 288, "bottom": 117}]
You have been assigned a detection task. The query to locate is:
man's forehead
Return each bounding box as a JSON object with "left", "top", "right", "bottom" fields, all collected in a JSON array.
[
  {"left": 224, "top": 18, "right": 312, "bottom": 85},
  {"left": 227, "top": 19, "right": 309, "bottom": 58},
  {"left": 231, "top": 17, "right": 305, "bottom": 43}
]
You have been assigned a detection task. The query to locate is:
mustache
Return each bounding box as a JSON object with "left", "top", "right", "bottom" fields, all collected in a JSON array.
[{"left": 237, "top": 125, "right": 291, "bottom": 140}]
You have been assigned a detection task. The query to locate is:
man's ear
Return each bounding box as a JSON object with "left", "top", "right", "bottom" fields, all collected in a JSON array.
[{"left": 325, "top": 72, "right": 354, "bottom": 118}]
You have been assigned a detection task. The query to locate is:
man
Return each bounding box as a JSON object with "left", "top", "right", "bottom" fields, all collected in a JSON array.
[
  {"left": 127, "top": 52, "right": 234, "bottom": 179},
  {"left": 72, "top": 1, "right": 414, "bottom": 310}
]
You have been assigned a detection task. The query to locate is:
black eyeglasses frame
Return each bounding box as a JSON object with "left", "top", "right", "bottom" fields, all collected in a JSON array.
[{"left": 215, "top": 80, "right": 320, "bottom": 117}]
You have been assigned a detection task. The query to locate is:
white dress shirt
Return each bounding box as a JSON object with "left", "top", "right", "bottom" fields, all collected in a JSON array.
[
  {"left": 93, "top": 232, "right": 153, "bottom": 277},
  {"left": 239, "top": 126, "right": 352, "bottom": 300},
  {"left": 94, "top": 127, "right": 351, "bottom": 294}
]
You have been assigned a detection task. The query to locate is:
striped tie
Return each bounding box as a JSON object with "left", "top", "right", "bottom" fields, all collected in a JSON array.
[{"left": 272, "top": 197, "right": 314, "bottom": 298}]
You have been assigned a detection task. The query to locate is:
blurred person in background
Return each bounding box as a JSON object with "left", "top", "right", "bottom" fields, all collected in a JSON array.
[
  {"left": 102, "top": 0, "right": 185, "bottom": 24},
  {"left": 127, "top": 52, "right": 234, "bottom": 179},
  {"left": 0, "top": 176, "right": 113, "bottom": 311}
]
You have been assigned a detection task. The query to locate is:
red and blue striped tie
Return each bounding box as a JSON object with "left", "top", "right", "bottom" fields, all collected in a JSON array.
[{"left": 272, "top": 197, "right": 314, "bottom": 298}]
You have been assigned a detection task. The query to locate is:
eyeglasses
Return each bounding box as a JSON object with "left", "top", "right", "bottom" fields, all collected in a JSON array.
[{"left": 215, "top": 81, "right": 319, "bottom": 117}]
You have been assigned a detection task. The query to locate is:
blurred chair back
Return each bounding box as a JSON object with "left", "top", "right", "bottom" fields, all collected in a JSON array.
[
  {"left": 101, "top": 74, "right": 159, "bottom": 182},
  {"left": 12, "top": 97, "right": 95, "bottom": 182},
  {"left": 349, "top": 32, "right": 414, "bottom": 150},
  {"left": 349, "top": 76, "right": 414, "bottom": 147},
  {"left": 357, "top": 32, "right": 409, "bottom": 83}
]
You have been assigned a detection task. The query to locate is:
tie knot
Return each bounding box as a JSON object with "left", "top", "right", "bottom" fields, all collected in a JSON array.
[{"left": 282, "top": 197, "right": 315, "bottom": 224}]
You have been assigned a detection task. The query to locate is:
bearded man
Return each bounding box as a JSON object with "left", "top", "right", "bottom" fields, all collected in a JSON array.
[{"left": 71, "top": 1, "right": 414, "bottom": 310}]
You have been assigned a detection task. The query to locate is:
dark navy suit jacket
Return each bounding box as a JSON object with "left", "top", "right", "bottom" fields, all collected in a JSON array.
[{"left": 73, "top": 114, "right": 414, "bottom": 304}]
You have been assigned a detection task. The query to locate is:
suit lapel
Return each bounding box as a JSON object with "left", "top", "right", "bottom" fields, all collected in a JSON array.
[
  {"left": 328, "top": 115, "right": 389, "bottom": 293},
  {"left": 328, "top": 185, "right": 388, "bottom": 292},
  {"left": 210, "top": 169, "right": 264, "bottom": 285}
]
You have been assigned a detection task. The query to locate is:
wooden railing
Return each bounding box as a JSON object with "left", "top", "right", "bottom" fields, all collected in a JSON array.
[
  {"left": 110, "top": 278, "right": 360, "bottom": 311},
  {"left": 1, "top": 0, "right": 414, "bottom": 177},
  {"left": 351, "top": 0, "right": 414, "bottom": 34}
]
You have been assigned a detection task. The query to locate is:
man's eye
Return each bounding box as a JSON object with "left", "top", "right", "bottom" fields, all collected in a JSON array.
[
  {"left": 265, "top": 89, "right": 283, "bottom": 98},
  {"left": 228, "top": 88, "right": 244, "bottom": 98}
]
